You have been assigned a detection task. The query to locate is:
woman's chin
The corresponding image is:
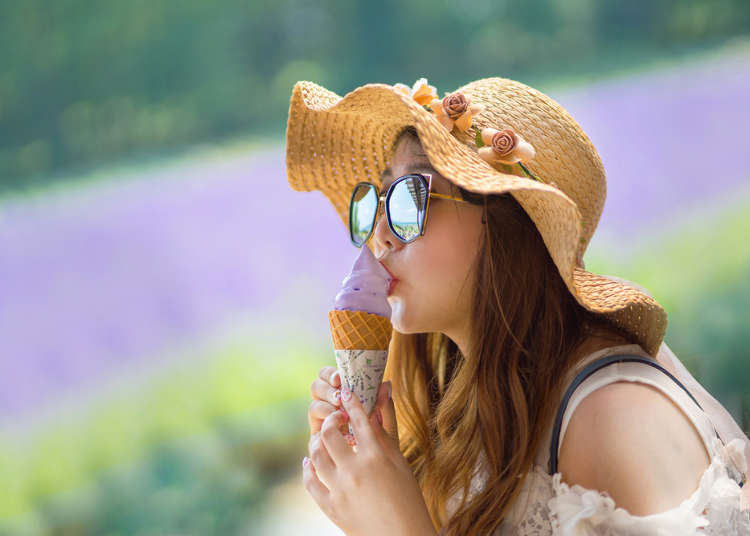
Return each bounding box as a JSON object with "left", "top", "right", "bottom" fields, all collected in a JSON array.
[
  {"left": 388, "top": 299, "right": 420, "bottom": 334},
  {"left": 388, "top": 298, "right": 406, "bottom": 332}
]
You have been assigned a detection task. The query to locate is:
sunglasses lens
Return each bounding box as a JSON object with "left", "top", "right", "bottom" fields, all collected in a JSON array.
[
  {"left": 349, "top": 183, "right": 378, "bottom": 246},
  {"left": 389, "top": 176, "right": 427, "bottom": 242}
]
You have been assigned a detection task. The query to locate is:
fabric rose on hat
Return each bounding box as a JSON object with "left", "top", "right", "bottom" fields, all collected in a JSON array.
[
  {"left": 393, "top": 77, "right": 438, "bottom": 106},
  {"left": 391, "top": 77, "right": 545, "bottom": 184},
  {"left": 429, "top": 92, "right": 485, "bottom": 133},
  {"left": 477, "top": 127, "right": 535, "bottom": 165}
]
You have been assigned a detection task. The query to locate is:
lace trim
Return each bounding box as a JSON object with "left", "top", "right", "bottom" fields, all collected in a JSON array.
[
  {"left": 446, "top": 438, "right": 750, "bottom": 535},
  {"left": 545, "top": 436, "right": 750, "bottom": 535}
]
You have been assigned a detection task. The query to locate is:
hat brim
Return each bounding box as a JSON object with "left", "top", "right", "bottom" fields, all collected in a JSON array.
[{"left": 285, "top": 80, "right": 667, "bottom": 356}]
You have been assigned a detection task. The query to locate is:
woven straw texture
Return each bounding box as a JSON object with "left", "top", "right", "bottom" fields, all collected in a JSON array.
[
  {"left": 288, "top": 77, "right": 667, "bottom": 356},
  {"left": 329, "top": 309, "right": 393, "bottom": 350}
]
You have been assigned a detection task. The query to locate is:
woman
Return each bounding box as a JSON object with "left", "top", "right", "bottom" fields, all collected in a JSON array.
[{"left": 287, "top": 77, "right": 750, "bottom": 534}]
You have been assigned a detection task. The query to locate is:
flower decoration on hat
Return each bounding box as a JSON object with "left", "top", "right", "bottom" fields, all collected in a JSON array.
[
  {"left": 393, "top": 78, "right": 439, "bottom": 106},
  {"left": 428, "top": 92, "right": 485, "bottom": 133},
  {"left": 394, "top": 77, "right": 543, "bottom": 183},
  {"left": 472, "top": 127, "right": 541, "bottom": 181},
  {"left": 477, "top": 128, "right": 535, "bottom": 165}
]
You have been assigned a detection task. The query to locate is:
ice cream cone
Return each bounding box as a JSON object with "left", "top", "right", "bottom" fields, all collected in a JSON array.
[
  {"left": 328, "top": 245, "right": 393, "bottom": 445},
  {"left": 328, "top": 309, "right": 392, "bottom": 441},
  {"left": 328, "top": 309, "right": 392, "bottom": 350}
]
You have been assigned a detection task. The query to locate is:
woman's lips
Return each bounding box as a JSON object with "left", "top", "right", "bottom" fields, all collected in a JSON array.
[{"left": 379, "top": 261, "right": 399, "bottom": 296}]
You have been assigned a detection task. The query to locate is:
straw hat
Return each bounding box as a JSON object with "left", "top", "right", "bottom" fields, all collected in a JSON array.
[{"left": 285, "top": 76, "right": 667, "bottom": 356}]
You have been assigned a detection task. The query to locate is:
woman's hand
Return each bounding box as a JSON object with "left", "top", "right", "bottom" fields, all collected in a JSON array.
[
  {"left": 303, "top": 380, "right": 438, "bottom": 536},
  {"left": 309, "top": 366, "right": 348, "bottom": 437}
]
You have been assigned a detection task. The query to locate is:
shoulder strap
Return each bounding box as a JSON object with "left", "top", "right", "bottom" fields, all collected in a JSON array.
[{"left": 548, "top": 353, "right": 720, "bottom": 475}]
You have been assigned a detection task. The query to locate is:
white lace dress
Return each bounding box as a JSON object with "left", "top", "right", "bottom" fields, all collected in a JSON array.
[{"left": 445, "top": 344, "right": 750, "bottom": 535}]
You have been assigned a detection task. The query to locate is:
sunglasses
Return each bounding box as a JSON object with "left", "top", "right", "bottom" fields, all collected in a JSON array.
[{"left": 348, "top": 172, "right": 472, "bottom": 247}]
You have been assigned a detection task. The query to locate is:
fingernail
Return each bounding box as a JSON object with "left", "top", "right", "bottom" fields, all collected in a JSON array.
[
  {"left": 302, "top": 456, "right": 310, "bottom": 467},
  {"left": 376, "top": 409, "right": 383, "bottom": 425},
  {"left": 330, "top": 370, "right": 340, "bottom": 385},
  {"left": 341, "top": 387, "right": 352, "bottom": 401}
]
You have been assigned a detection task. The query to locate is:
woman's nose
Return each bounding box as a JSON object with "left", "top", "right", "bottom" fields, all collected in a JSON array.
[{"left": 372, "top": 200, "right": 403, "bottom": 255}]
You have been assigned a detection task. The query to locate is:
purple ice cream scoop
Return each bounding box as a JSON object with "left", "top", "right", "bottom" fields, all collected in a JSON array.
[{"left": 333, "top": 245, "right": 392, "bottom": 318}]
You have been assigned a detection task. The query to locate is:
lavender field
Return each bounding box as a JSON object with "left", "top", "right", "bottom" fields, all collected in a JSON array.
[
  {"left": 0, "top": 146, "right": 352, "bottom": 428},
  {"left": 1, "top": 47, "right": 750, "bottom": 533}
]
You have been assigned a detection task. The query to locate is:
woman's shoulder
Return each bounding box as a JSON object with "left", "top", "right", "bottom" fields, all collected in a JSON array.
[
  {"left": 541, "top": 339, "right": 750, "bottom": 528},
  {"left": 540, "top": 372, "right": 750, "bottom": 533},
  {"left": 545, "top": 444, "right": 750, "bottom": 534},
  {"left": 558, "top": 378, "right": 711, "bottom": 515},
  {"left": 502, "top": 337, "right": 750, "bottom": 533}
]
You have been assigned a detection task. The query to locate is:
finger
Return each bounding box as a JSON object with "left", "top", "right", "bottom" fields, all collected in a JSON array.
[
  {"left": 318, "top": 366, "right": 337, "bottom": 383},
  {"left": 330, "top": 369, "right": 341, "bottom": 389},
  {"left": 368, "top": 406, "right": 392, "bottom": 456},
  {"left": 311, "top": 378, "right": 342, "bottom": 407},
  {"left": 309, "top": 431, "right": 336, "bottom": 485},
  {"left": 308, "top": 399, "right": 335, "bottom": 434},
  {"left": 339, "top": 386, "right": 378, "bottom": 455},
  {"left": 308, "top": 400, "right": 349, "bottom": 436},
  {"left": 369, "top": 383, "right": 398, "bottom": 454},
  {"left": 318, "top": 366, "right": 341, "bottom": 389},
  {"left": 321, "top": 409, "right": 355, "bottom": 466},
  {"left": 308, "top": 428, "right": 347, "bottom": 455},
  {"left": 302, "top": 457, "right": 333, "bottom": 516},
  {"left": 308, "top": 431, "right": 319, "bottom": 454},
  {"left": 377, "top": 381, "right": 399, "bottom": 444}
]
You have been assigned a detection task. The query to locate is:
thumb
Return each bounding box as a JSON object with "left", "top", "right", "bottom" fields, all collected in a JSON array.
[{"left": 376, "top": 380, "right": 398, "bottom": 444}]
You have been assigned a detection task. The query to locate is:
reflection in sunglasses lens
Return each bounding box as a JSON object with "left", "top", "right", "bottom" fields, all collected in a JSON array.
[
  {"left": 389, "top": 176, "right": 426, "bottom": 241},
  {"left": 350, "top": 184, "right": 377, "bottom": 246}
]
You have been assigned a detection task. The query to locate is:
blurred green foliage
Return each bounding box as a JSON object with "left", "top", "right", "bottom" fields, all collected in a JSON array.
[
  {"left": 2, "top": 0, "right": 750, "bottom": 192},
  {"left": 0, "top": 334, "right": 330, "bottom": 534}
]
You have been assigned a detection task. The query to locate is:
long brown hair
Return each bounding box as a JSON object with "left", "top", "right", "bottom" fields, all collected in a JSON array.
[{"left": 383, "top": 126, "right": 635, "bottom": 534}]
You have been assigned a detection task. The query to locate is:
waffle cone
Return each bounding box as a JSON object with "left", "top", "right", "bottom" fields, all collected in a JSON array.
[{"left": 328, "top": 309, "right": 393, "bottom": 350}]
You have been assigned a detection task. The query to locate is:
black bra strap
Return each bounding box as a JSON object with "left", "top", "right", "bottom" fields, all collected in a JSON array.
[{"left": 548, "top": 353, "right": 719, "bottom": 475}]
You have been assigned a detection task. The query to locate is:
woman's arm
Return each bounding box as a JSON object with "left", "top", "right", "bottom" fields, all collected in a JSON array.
[{"left": 557, "top": 380, "right": 711, "bottom": 516}]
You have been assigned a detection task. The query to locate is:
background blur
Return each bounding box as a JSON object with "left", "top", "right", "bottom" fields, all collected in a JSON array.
[{"left": 1, "top": 1, "right": 749, "bottom": 534}]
